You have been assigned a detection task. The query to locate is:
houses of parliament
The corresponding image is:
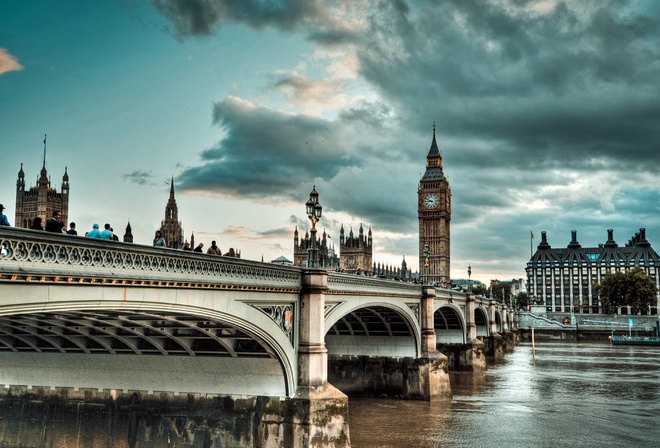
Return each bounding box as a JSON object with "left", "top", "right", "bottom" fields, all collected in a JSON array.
[{"left": 293, "top": 125, "right": 452, "bottom": 286}]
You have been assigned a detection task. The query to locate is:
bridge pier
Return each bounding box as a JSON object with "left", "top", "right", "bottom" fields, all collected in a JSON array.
[
  {"left": 483, "top": 300, "right": 505, "bottom": 361},
  {"left": 452, "top": 293, "right": 486, "bottom": 371},
  {"left": 295, "top": 269, "right": 350, "bottom": 448}
]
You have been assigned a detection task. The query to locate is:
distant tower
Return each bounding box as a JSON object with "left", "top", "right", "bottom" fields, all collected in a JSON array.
[
  {"left": 15, "top": 135, "right": 70, "bottom": 229},
  {"left": 418, "top": 123, "right": 451, "bottom": 287},
  {"left": 339, "top": 224, "right": 373, "bottom": 273},
  {"left": 160, "top": 177, "right": 184, "bottom": 249},
  {"left": 293, "top": 226, "right": 339, "bottom": 268},
  {"left": 123, "top": 221, "right": 133, "bottom": 243}
]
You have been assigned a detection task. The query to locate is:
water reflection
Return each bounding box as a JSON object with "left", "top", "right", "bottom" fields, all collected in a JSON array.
[{"left": 349, "top": 343, "right": 660, "bottom": 448}]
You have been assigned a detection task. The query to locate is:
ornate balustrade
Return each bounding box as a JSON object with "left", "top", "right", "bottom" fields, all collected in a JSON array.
[
  {"left": 0, "top": 227, "right": 301, "bottom": 290},
  {"left": 327, "top": 271, "right": 422, "bottom": 298}
]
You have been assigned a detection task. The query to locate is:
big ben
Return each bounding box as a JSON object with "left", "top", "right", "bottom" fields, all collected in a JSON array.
[{"left": 418, "top": 123, "right": 451, "bottom": 287}]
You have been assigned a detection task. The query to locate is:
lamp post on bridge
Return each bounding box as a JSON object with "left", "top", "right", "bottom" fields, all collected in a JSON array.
[
  {"left": 423, "top": 244, "right": 430, "bottom": 285},
  {"left": 305, "top": 186, "right": 323, "bottom": 268},
  {"left": 468, "top": 265, "right": 472, "bottom": 293}
]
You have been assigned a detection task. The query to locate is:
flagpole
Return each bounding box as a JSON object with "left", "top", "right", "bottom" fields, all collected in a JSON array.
[
  {"left": 43, "top": 134, "right": 47, "bottom": 166},
  {"left": 530, "top": 230, "right": 534, "bottom": 258}
]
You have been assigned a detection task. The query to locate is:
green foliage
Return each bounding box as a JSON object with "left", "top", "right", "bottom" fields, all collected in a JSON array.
[
  {"left": 490, "top": 282, "right": 512, "bottom": 301},
  {"left": 472, "top": 285, "right": 488, "bottom": 296},
  {"left": 516, "top": 292, "right": 529, "bottom": 308},
  {"left": 593, "top": 267, "right": 658, "bottom": 314}
]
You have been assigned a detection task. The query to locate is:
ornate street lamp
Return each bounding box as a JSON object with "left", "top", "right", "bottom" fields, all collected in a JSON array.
[
  {"left": 423, "top": 244, "right": 430, "bottom": 285},
  {"left": 467, "top": 265, "right": 472, "bottom": 294},
  {"left": 306, "top": 186, "right": 323, "bottom": 268}
]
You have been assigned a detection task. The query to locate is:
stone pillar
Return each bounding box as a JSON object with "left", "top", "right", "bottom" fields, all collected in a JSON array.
[
  {"left": 502, "top": 305, "right": 509, "bottom": 332},
  {"left": 489, "top": 300, "right": 498, "bottom": 335},
  {"left": 459, "top": 293, "right": 485, "bottom": 371},
  {"left": 295, "top": 269, "right": 350, "bottom": 448},
  {"left": 485, "top": 300, "right": 504, "bottom": 361},
  {"left": 418, "top": 285, "right": 451, "bottom": 399},
  {"left": 466, "top": 293, "right": 477, "bottom": 342},
  {"left": 421, "top": 285, "right": 437, "bottom": 356}
]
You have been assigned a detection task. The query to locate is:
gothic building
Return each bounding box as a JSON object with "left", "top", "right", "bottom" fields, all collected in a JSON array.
[
  {"left": 526, "top": 229, "right": 660, "bottom": 314},
  {"left": 293, "top": 228, "right": 340, "bottom": 269},
  {"left": 15, "top": 160, "right": 70, "bottom": 230},
  {"left": 159, "top": 178, "right": 184, "bottom": 249},
  {"left": 418, "top": 124, "right": 451, "bottom": 287},
  {"left": 339, "top": 224, "right": 372, "bottom": 273}
]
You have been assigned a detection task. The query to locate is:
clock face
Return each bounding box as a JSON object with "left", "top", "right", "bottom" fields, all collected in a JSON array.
[{"left": 424, "top": 194, "right": 439, "bottom": 209}]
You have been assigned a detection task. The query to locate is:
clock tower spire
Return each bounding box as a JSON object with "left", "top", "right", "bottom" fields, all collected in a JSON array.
[{"left": 418, "top": 123, "right": 451, "bottom": 287}]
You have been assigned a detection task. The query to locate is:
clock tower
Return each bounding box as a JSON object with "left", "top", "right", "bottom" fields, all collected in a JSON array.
[{"left": 418, "top": 124, "right": 451, "bottom": 287}]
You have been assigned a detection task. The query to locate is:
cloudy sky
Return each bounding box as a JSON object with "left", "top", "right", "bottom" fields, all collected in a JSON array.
[{"left": 1, "top": 0, "right": 659, "bottom": 284}]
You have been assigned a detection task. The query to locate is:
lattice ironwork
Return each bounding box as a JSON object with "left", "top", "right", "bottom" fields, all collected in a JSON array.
[
  {"left": 0, "top": 310, "right": 275, "bottom": 358},
  {"left": 249, "top": 304, "right": 295, "bottom": 343}
]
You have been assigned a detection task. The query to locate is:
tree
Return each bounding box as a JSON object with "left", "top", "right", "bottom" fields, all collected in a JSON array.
[
  {"left": 472, "top": 284, "right": 488, "bottom": 296},
  {"left": 516, "top": 292, "right": 529, "bottom": 309},
  {"left": 593, "top": 267, "right": 658, "bottom": 314},
  {"left": 490, "top": 281, "right": 512, "bottom": 301}
]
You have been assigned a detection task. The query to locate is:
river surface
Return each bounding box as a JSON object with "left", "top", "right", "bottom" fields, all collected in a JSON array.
[{"left": 348, "top": 342, "right": 660, "bottom": 448}]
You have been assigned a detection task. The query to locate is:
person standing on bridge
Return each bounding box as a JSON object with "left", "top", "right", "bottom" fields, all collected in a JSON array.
[
  {"left": 153, "top": 230, "right": 166, "bottom": 247},
  {"left": 30, "top": 217, "right": 44, "bottom": 231},
  {"left": 67, "top": 222, "right": 77, "bottom": 235},
  {"left": 86, "top": 223, "right": 102, "bottom": 238},
  {"left": 193, "top": 242, "right": 204, "bottom": 252},
  {"left": 45, "top": 211, "right": 62, "bottom": 233},
  {"left": 0, "top": 204, "right": 10, "bottom": 226},
  {"left": 100, "top": 224, "right": 114, "bottom": 240},
  {"left": 207, "top": 241, "right": 221, "bottom": 255}
]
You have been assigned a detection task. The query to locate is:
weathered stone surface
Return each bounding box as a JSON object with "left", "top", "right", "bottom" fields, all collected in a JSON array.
[
  {"left": 328, "top": 354, "right": 451, "bottom": 400},
  {"left": 438, "top": 341, "right": 486, "bottom": 372},
  {"left": 0, "top": 387, "right": 349, "bottom": 448}
]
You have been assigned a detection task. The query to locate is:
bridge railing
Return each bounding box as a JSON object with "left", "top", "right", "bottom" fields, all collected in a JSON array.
[
  {"left": 327, "top": 272, "right": 422, "bottom": 297},
  {"left": 0, "top": 227, "right": 301, "bottom": 289}
]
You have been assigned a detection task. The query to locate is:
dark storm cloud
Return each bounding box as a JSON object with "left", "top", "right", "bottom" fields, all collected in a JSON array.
[
  {"left": 356, "top": 0, "right": 660, "bottom": 174},
  {"left": 147, "top": 0, "right": 329, "bottom": 36},
  {"left": 122, "top": 170, "right": 157, "bottom": 185},
  {"left": 177, "top": 96, "right": 362, "bottom": 198}
]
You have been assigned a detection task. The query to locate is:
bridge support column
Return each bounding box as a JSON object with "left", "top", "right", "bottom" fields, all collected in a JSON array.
[
  {"left": 417, "top": 286, "right": 451, "bottom": 399},
  {"left": 484, "top": 300, "right": 504, "bottom": 361},
  {"left": 294, "top": 269, "right": 350, "bottom": 448},
  {"left": 458, "top": 293, "right": 486, "bottom": 371},
  {"left": 501, "top": 306, "right": 515, "bottom": 352}
]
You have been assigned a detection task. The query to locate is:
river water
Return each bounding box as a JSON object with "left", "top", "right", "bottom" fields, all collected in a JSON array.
[{"left": 348, "top": 342, "right": 660, "bottom": 448}]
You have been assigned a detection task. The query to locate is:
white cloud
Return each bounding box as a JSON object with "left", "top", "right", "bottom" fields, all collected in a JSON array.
[{"left": 0, "top": 48, "right": 24, "bottom": 75}]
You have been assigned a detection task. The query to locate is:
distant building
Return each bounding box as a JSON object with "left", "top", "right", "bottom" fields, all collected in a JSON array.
[
  {"left": 418, "top": 124, "right": 451, "bottom": 288},
  {"left": 271, "top": 256, "right": 293, "bottom": 266},
  {"left": 159, "top": 178, "right": 184, "bottom": 249},
  {"left": 526, "top": 229, "right": 660, "bottom": 314},
  {"left": 451, "top": 279, "right": 485, "bottom": 292},
  {"left": 372, "top": 256, "right": 414, "bottom": 281},
  {"left": 339, "top": 224, "right": 372, "bottom": 273},
  {"left": 293, "top": 227, "right": 340, "bottom": 269},
  {"left": 15, "top": 156, "right": 69, "bottom": 230},
  {"left": 123, "top": 221, "right": 133, "bottom": 243}
]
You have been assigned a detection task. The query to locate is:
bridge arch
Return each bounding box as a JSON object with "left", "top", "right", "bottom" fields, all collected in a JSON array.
[
  {"left": 324, "top": 300, "right": 420, "bottom": 358},
  {"left": 0, "top": 287, "right": 297, "bottom": 397},
  {"left": 433, "top": 305, "right": 466, "bottom": 344},
  {"left": 475, "top": 306, "right": 489, "bottom": 337}
]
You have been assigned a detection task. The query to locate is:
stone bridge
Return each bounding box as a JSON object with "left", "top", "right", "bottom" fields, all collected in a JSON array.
[{"left": 0, "top": 228, "right": 517, "bottom": 447}]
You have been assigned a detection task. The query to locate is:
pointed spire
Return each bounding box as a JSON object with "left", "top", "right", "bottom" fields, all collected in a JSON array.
[
  {"left": 170, "top": 176, "right": 175, "bottom": 198},
  {"left": 43, "top": 133, "right": 47, "bottom": 167},
  {"left": 428, "top": 121, "right": 440, "bottom": 156}
]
